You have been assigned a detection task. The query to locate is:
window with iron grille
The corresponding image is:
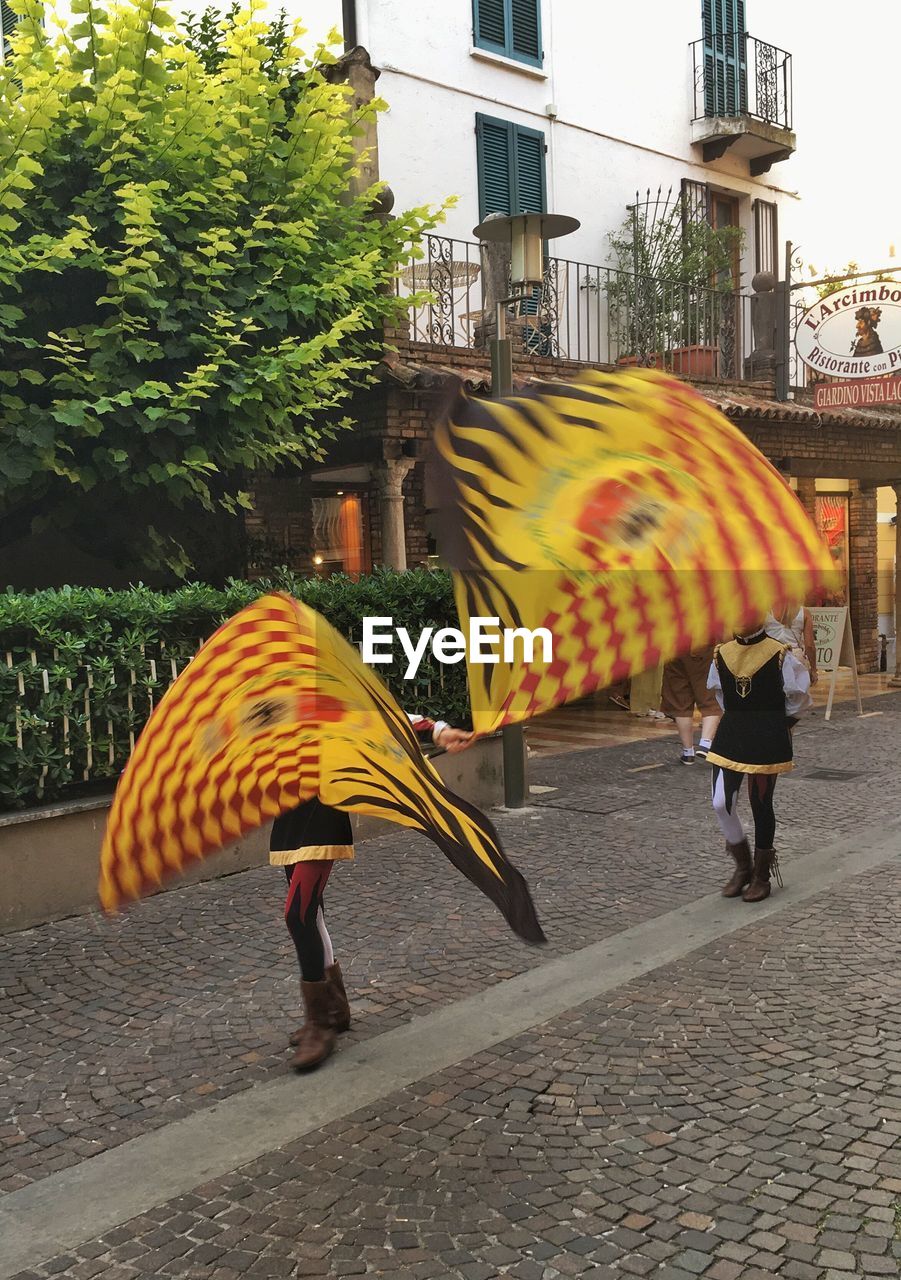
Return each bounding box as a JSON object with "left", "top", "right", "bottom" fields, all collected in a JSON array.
[
  {"left": 473, "top": 0, "right": 542, "bottom": 68},
  {"left": 702, "top": 0, "right": 747, "bottom": 117},
  {"left": 753, "top": 199, "right": 779, "bottom": 276},
  {"left": 681, "top": 178, "right": 712, "bottom": 229},
  {"left": 476, "top": 113, "right": 546, "bottom": 219}
]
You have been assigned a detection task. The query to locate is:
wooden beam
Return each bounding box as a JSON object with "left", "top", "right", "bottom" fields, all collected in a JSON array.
[{"left": 784, "top": 458, "right": 901, "bottom": 483}]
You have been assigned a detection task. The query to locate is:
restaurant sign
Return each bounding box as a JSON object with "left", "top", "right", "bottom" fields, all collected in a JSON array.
[
  {"left": 814, "top": 375, "right": 901, "bottom": 410},
  {"left": 795, "top": 282, "right": 901, "bottom": 379}
]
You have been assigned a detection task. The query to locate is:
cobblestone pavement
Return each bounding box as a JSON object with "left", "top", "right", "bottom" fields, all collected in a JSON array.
[
  {"left": 1, "top": 696, "right": 899, "bottom": 1198},
  {"left": 7, "top": 847, "right": 901, "bottom": 1279},
  {"left": 1, "top": 696, "right": 900, "bottom": 1280}
]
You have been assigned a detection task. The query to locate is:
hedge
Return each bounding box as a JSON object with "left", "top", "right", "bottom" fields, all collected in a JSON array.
[{"left": 0, "top": 570, "right": 468, "bottom": 812}]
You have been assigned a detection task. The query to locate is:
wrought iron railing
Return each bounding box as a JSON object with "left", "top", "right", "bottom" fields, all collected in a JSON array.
[
  {"left": 691, "top": 33, "right": 792, "bottom": 130},
  {"left": 397, "top": 235, "right": 756, "bottom": 380},
  {"left": 395, "top": 236, "right": 483, "bottom": 348}
]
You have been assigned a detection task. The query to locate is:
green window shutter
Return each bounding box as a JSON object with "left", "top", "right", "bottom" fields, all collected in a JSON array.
[
  {"left": 473, "top": 0, "right": 542, "bottom": 66},
  {"left": 473, "top": 0, "right": 506, "bottom": 53},
  {"left": 476, "top": 115, "right": 546, "bottom": 219},
  {"left": 510, "top": 0, "right": 541, "bottom": 64},
  {"left": 702, "top": 0, "right": 747, "bottom": 117},
  {"left": 512, "top": 126, "right": 546, "bottom": 213},
  {"left": 476, "top": 114, "right": 513, "bottom": 218}
]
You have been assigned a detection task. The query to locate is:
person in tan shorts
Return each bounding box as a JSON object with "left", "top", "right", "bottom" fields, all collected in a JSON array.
[{"left": 661, "top": 647, "right": 722, "bottom": 764}]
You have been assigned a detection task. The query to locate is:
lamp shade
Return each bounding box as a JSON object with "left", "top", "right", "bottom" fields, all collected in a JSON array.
[{"left": 472, "top": 212, "right": 581, "bottom": 290}]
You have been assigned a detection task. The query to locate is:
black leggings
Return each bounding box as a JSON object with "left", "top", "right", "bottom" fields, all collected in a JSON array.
[
  {"left": 747, "top": 773, "right": 778, "bottom": 849},
  {"left": 712, "top": 766, "right": 778, "bottom": 849},
  {"left": 283, "top": 861, "right": 334, "bottom": 982}
]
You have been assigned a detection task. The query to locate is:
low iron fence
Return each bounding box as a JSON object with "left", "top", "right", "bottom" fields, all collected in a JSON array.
[{"left": 1, "top": 640, "right": 458, "bottom": 813}]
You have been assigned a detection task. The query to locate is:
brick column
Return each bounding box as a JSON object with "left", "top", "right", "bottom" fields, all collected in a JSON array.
[
  {"left": 848, "top": 481, "right": 879, "bottom": 672},
  {"left": 795, "top": 476, "right": 817, "bottom": 522}
]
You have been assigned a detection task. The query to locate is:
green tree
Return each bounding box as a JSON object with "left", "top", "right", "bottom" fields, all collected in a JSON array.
[{"left": 0, "top": 0, "right": 440, "bottom": 574}]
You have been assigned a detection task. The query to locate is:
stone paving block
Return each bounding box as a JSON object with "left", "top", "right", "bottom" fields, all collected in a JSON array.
[{"left": 2, "top": 699, "right": 900, "bottom": 1280}]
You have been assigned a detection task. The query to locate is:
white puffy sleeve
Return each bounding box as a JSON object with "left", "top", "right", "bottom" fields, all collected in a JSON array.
[
  {"left": 406, "top": 712, "right": 448, "bottom": 745},
  {"left": 707, "top": 659, "right": 724, "bottom": 712},
  {"left": 782, "top": 651, "right": 813, "bottom": 718}
]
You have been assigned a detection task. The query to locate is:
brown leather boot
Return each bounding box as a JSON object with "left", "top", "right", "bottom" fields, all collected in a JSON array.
[
  {"left": 289, "top": 962, "right": 351, "bottom": 1046},
  {"left": 290, "top": 980, "right": 336, "bottom": 1071},
  {"left": 722, "top": 838, "right": 752, "bottom": 897},
  {"left": 325, "top": 962, "right": 351, "bottom": 1033},
  {"left": 742, "top": 848, "right": 782, "bottom": 903}
]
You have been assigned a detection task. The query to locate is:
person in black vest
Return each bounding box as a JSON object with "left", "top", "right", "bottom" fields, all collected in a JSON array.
[
  {"left": 705, "top": 623, "right": 811, "bottom": 902},
  {"left": 273, "top": 714, "right": 473, "bottom": 1071}
]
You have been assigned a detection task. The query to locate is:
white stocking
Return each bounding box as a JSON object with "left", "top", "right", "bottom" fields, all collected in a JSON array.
[
  {"left": 711, "top": 767, "right": 745, "bottom": 844},
  {"left": 316, "top": 906, "right": 335, "bottom": 970}
]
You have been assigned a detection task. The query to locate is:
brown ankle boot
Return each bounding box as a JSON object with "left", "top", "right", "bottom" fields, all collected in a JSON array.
[
  {"left": 290, "top": 980, "right": 336, "bottom": 1071},
  {"left": 289, "top": 962, "right": 351, "bottom": 1046},
  {"left": 325, "top": 962, "right": 351, "bottom": 1033},
  {"left": 722, "top": 838, "right": 752, "bottom": 897},
  {"left": 742, "top": 848, "right": 781, "bottom": 903}
]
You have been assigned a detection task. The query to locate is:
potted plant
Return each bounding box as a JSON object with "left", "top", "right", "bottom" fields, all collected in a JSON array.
[{"left": 602, "top": 188, "right": 744, "bottom": 377}]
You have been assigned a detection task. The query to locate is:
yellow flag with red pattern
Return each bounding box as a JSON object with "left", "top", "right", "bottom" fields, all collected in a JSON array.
[
  {"left": 98, "top": 593, "right": 543, "bottom": 942},
  {"left": 432, "top": 369, "right": 837, "bottom": 734}
]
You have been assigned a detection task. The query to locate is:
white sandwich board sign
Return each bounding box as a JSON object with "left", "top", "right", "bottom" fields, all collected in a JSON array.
[{"left": 809, "top": 606, "right": 862, "bottom": 720}]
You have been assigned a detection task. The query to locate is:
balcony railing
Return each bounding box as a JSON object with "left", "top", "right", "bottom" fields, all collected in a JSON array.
[
  {"left": 396, "top": 235, "right": 757, "bottom": 381},
  {"left": 691, "top": 33, "right": 792, "bottom": 131}
]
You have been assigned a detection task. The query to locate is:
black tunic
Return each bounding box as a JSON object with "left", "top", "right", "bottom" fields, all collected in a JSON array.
[{"left": 706, "top": 633, "right": 794, "bottom": 774}]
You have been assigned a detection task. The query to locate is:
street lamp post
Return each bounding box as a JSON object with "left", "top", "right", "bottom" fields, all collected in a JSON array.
[{"left": 472, "top": 212, "right": 580, "bottom": 808}]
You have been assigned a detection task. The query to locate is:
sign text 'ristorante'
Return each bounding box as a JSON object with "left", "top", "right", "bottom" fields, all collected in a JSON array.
[{"left": 795, "top": 281, "right": 901, "bottom": 379}]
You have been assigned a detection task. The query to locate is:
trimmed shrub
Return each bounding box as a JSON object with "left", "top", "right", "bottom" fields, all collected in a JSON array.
[{"left": 0, "top": 570, "right": 468, "bottom": 811}]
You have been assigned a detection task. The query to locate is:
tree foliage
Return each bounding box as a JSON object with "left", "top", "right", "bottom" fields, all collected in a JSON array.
[{"left": 0, "top": 0, "right": 440, "bottom": 570}]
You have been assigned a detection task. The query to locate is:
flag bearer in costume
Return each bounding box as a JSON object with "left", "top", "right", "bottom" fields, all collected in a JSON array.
[
  {"left": 706, "top": 624, "right": 812, "bottom": 903},
  {"left": 272, "top": 714, "right": 474, "bottom": 1071}
]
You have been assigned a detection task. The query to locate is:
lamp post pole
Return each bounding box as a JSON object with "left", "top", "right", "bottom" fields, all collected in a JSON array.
[
  {"left": 472, "top": 211, "right": 580, "bottom": 810},
  {"left": 490, "top": 295, "right": 527, "bottom": 808}
]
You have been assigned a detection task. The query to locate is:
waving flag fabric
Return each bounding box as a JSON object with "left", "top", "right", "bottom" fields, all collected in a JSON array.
[
  {"left": 433, "top": 369, "right": 837, "bottom": 734},
  {"left": 99, "top": 593, "right": 543, "bottom": 943}
]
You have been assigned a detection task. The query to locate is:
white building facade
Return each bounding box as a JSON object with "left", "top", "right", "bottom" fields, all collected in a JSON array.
[{"left": 301, "top": 0, "right": 800, "bottom": 372}]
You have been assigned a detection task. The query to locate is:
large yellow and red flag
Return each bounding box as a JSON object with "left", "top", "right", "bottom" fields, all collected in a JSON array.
[
  {"left": 432, "top": 369, "right": 837, "bottom": 734},
  {"left": 98, "top": 593, "right": 543, "bottom": 942}
]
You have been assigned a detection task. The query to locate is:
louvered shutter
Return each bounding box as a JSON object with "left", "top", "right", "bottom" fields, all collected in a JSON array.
[
  {"left": 1, "top": 0, "right": 18, "bottom": 58},
  {"left": 477, "top": 115, "right": 513, "bottom": 218},
  {"left": 702, "top": 0, "right": 746, "bottom": 117},
  {"left": 510, "top": 0, "right": 541, "bottom": 64},
  {"left": 513, "top": 127, "right": 545, "bottom": 214},
  {"left": 474, "top": 0, "right": 506, "bottom": 52}
]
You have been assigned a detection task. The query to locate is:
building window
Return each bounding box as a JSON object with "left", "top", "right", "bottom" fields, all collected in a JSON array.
[
  {"left": 311, "top": 490, "right": 369, "bottom": 576},
  {"left": 702, "top": 0, "right": 747, "bottom": 117},
  {"left": 681, "top": 179, "right": 711, "bottom": 228},
  {"left": 753, "top": 198, "right": 778, "bottom": 276},
  {"left": 473, "top": 0, "right": 542, "bottom": 68},
  {"left": 476, "top": 113, "right": 546, "bottom": 218},
  {"left": 1, "top": 0, "right": 19, "bottom": 60}
]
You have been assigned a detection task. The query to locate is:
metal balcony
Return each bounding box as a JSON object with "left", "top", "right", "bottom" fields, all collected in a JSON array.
[{"left": 690, "top": 33, "right": 795, "bottom": 176}]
